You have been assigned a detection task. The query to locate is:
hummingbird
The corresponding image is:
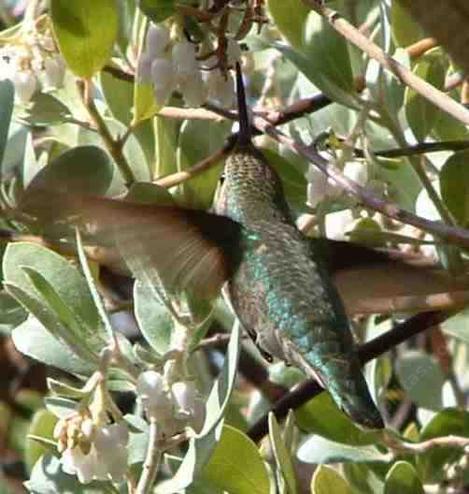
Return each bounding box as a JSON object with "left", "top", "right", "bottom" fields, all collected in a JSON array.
[{"left": 18, "top": 65, "right": 469, "bottom": 429}]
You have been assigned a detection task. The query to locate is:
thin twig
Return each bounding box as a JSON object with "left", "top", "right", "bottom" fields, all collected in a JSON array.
[
  {"left": 154, "top": 143, "right": 232, "bottom": 188},
  {"left": 247, "top": 310, "right": 450, "bottom": 442},
  {"left": 78, "top": 79, "right": 136, "bottom": 187},
  {"left": 136, "top": 418, "right": 161, "bottom": 494},
  {"left": 251, "top": 115, "right": 469, "bottom": 248},
  {"left": 302, "top": 0, "right": 469, "bottom": 126}
]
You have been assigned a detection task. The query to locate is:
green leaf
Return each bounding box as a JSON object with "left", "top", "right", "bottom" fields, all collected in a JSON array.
[
  {"left": 44, "top": 397, "right": 79, "bottom": 419},
  {"left": 384, "top": 461, "right": 424, "bottom": 494},
  {"left": 138, "top": 0, "right": 175, "bottom": 23},
  {"left": 391, "top": 0, "right": 424, "bottom": 47},
  {"left": 134, "top": 279, "right": 172, "bottom": 355},
  {"left": 177, "top": 119, "right": 230, "bottom": 209},
  {"left": 417, "top": 408, "right": 469, "bottom": 483},
  {"left": 268, "top": 413, "right": 298, "bottom": 494},
  {"left": 266, "top": 0, "right": 310, "bottom": 50},
  {"left": 11, "top": 316, "right": 94, "bottom": 374},
  {"left": 404, "top": 52, "right": 446, "bottom": 141},
  {"left": 126, "top": 181, "right": 175, "bottom": 205},
  {"left": 442, "top": 308, "right": 469, "bottom": 343},
  {"left": 395, "top": 350, "right": 445, "bottom": 410},
  {"left": 0, "top": 291, "right": 27, "bottom": 335},
  {"left": 99, "top": 70, "right": 134, "bottom": 125},
  {"left": 3, "top": 243, "right": 103, "bottom": 341},
  {"left": 21, "top": 93, "right": 73, "bottom": 127},
  {"left": 153, "top": 114, "right": 180, "bottom": 178},
  {"left": 25, "top": 410, "right": 58, "bottom": 474},
  {"left": 273, "top": 42, "right": 357, "bottom": 109},
  {"left": 155, "top": 321, "right": 241, "bottom": 493},
  {"left": 50, "top": 0, "right": 118, "bottom": 78},
  {"left": 311, "top": 465, "right": 352, "bottom": 494},
  {"left": 295, "top": 393, "right": 378, "bottom": 446},
  {"left": 25, "top": 145, "right": 113, "bottom": 196},
  {"left": 343, "top": 463, "right": 385, "bottom": 494},
  {"left": 0, "top": 79, "right": 14, "bottom": 169},
  {"left": 298, "top": 436, "right": 392, "bottom": 464},
  {"left": 201, "top": 426, "right": 270, "bottom": 494},
  {"left": 440, "top": 150, "right": 469, "bottom": 227}
]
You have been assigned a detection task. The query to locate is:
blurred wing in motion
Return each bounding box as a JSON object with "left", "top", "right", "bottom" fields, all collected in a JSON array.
[
  {"left": 312, "top": 238, "right": 469, "bottom": 314},
  {"left": 20, "top": 191, "right": 242, "bottom": 299}
]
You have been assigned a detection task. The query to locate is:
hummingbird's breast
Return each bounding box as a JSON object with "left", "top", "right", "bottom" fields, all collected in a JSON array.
[{"left": 217, "top": 146, "right": 356, "bottom": 368}]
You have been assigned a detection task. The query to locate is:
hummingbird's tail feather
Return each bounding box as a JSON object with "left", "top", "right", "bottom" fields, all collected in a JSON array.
[
  {"left": 234, "top": 62, "right": 251, "bottom": 146},
  {"left": 301, "top": 351, "right": 384, "bottom": 429}
]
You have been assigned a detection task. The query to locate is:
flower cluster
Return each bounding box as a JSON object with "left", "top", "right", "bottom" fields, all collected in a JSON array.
[
  {"left": 137, "top": 23, "right": 240, "bottom": 108},
  {"left": 0, "top": 28, "right": 65, "bottom": 103},
  {"left": 137, "top": 370, "right": 205, "bottom": 436},
  {"left": 54, "top": 412, "right": 129, "bottom": 484}
]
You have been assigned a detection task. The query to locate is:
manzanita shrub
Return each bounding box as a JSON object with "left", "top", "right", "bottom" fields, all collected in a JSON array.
[{"left": 0, "top": 0, "right": 468, "bottom": 493}]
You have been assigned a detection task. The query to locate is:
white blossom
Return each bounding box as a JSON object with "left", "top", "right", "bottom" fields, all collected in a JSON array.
[
  {"left": 137, "top": 52, "right": 153, "bottom": 83},
  {"left": 151, "top": 58, "right": 175, "bottom": 104},
  {"left": 56, "top": 415, "right": 129, "bottom": 484},
  {"left": 137, "top": 370, "right": 174, "bottom": 421},
  {"left": 343, "top": 161, "right": 368, "bottom": 186},
  {"left": 146, "top": 24, "right": 170, "bottom": 58},
  {"left": 172, "top": 40, "right": 198, "bottom": 79},
  {"left": 205, "top": 69, "right": 235, "bottom": 107},
  {"left": 179, "top": 70, "right": 206, "bottom": 107}
]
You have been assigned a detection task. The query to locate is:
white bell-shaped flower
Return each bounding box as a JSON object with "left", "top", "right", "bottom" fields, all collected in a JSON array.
[
  {"left": 172, "top": 40, "right": 198, "bottom": 79},
  {"left": 343, "top": 161, "right": 368, "bottom": 186},
  {"left": 137, "top": 52, "right": 153, "bottom": 83},
  {"left": 179, "top": 70, "right": 207, "bottom": 107},
  {"left": 146, "top": 24, "right": 170, "bottom": 58},
  {"left": 137, "top": 370, "right": 174, "bottom": 421},
  {"left": 151, "top": 58, "right": 175, "bottom": 104},
  {"left": 205, "top": 70, "right": 235, "bottom": 107}
]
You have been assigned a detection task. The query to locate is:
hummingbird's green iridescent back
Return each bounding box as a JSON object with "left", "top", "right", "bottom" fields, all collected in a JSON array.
[{"left": 215, "top": 67, "right": 384, "bottom": 429}]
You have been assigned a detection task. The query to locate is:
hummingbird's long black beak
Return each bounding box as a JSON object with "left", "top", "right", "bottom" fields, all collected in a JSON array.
[{"left": 235, "top": 62, "right": 251, "bottom": 146}]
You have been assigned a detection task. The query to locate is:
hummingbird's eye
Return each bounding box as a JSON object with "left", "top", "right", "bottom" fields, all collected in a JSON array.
[{"left": 219, "top": 172, "right": 226, "bottom": 184}]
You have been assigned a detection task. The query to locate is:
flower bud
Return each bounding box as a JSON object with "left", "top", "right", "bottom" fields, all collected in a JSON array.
[
  {"left": 146, "top": 24, "right": 170, "bottom": 58},
  {"left": 12, "top": 70, "right": 36, "bottom": 103}
]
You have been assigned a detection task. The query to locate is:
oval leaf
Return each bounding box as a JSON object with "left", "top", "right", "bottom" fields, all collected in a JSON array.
[
  {"left": 51, "top": 0, "right": 118, "bottom": 78},
  {"left": 312, "top": 465, "right": 352, "bottom": 494},
  {"left": 201, "top": 425, "right": 270, "bottom": 494},
  {"left": 384, "top": 461, "right": 424, "bottom": 494},
  {"left": 440, "top": 150, "right": 469, "bottom": 227}
]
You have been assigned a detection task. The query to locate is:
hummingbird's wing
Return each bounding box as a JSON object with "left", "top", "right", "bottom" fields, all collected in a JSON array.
[
  {"left": 20, "top": 191, "right": 242, "bottom": 299},
  {"left": 311, "top": 238, "right": 469, "bottom": 314}
]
